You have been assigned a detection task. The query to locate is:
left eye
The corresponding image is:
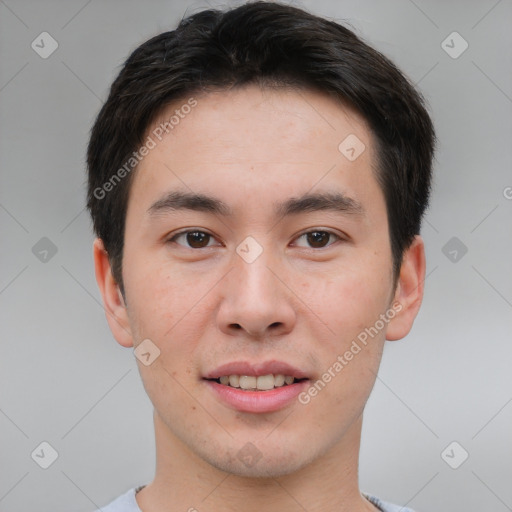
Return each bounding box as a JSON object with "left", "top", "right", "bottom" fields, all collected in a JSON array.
[{"left": 293, "top": 230, "right": 340, "bottom": 249}]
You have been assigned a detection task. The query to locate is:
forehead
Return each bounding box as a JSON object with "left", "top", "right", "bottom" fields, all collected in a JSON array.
[
  {"left": 130, "top": 84, "right": 381, "bottom": 215},
  {"left": 149, "top": 84, "right": 371, "bottom": 159}
]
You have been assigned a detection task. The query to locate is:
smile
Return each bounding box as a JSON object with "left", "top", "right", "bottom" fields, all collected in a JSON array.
[{"left": 214, "top": 374, "right": 303, "bottom": 391}]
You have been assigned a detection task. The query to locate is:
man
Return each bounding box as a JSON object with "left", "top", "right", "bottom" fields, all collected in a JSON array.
[{"left": 87, "top": 2, "right": 435, "bottom": 511}]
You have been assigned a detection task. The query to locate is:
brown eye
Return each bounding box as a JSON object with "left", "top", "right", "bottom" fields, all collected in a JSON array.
[
  {"left": 306, "top": 231, "right": 331, "bottom": 248},
  {"left": 169, "top": 230, "right": 216, "bottom": 248},
  {"left": 294, "top": 230, "right": 340, "bottom": 249},
  {"left": 186, "top": 231, "right": 211, "bottom": 248}
]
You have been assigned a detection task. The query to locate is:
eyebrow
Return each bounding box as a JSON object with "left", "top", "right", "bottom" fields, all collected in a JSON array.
[{"left": 147, "top": 190, "right": 364, "bottom": 218}]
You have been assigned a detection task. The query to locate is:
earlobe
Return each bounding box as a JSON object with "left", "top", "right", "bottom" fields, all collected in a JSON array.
[
  {"left": 93, "top": 238, "right": 134, "bottom": 348},
  {"left": 385, "top": 235, "right": 426, "bottom": 341}
]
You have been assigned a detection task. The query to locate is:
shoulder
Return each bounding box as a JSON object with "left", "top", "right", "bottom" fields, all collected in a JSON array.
[
  {"left": 93, "top": 486, "right": 144, "bottom": 512},
  {"left": 93, "top": 488, "right": 415, "bottom": 512},
  {"left": 363, "top": 493, "right": 417, "bottom": 512}
]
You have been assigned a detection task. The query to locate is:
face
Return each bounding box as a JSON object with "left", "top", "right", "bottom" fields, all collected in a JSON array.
[{"left": 95, "top": 84, "right": 424, "bottom": 478}]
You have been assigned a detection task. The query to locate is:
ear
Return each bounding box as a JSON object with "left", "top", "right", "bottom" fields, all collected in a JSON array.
[
  {"left": 93, "top": 238, "right": 134, "bottom": 348},
  {"left": 386, "top": 235, "right": 426, "bottom": 341}
]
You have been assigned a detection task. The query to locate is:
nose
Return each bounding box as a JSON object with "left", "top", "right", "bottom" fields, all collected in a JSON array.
[{"left": 216, "top": 249, "right": 296, "bottom": 339}]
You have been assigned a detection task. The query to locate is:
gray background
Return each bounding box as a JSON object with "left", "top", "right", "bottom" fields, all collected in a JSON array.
[{"left": 1, "top": 0, "right": 511, "bottom": 511}]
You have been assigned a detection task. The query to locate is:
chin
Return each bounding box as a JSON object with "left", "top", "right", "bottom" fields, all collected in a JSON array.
[{"left": 200, "top": 443, "right": 316, "bottom": 479}]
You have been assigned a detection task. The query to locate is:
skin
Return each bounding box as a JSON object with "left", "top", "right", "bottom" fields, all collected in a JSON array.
[{"left": 94, "top": 84, "right": 425, "bottom": 512}]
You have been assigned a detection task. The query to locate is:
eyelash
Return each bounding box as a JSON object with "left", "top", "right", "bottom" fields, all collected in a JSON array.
[{"left": 166, "top": 229, "right": 344, "bottom": 249}]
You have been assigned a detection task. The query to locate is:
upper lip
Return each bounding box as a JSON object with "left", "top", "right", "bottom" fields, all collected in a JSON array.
[{"left": 203, "top": 360, "right": 310, "bottom": 380}]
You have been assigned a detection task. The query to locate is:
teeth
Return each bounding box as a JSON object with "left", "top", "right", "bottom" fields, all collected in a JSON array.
[
  {"left": 216, "top": 374, "right": 299, "bottom": 390},
  {"left": 256, "top": 374, "right": 275, "bottom": 390},
  {"left": 239, "top": 375, "right": 257, "bottom": 390},
  {"left": 274, "top": 374, "right": 285, "bottom": 386}
]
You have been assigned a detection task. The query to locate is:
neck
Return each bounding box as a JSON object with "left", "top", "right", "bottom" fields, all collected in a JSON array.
[{"left": 136, "top": 410, "right": 378, "bottom": 512}]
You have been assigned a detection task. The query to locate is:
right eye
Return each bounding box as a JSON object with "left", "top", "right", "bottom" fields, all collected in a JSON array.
[{"left": 167, "top": 230, "right": 220, "bottom": 249}]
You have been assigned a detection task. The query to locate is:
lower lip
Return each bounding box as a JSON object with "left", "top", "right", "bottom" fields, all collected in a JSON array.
[{"left": 205, "top": 379, "right": 309, "bottom": 413}]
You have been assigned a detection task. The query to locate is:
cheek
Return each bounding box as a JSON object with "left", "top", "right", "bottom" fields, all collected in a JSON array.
[
  {"left": 124, "top": 255, "right": 206, "bottom": 331},
  {"left": 296, "top": 257, "right": 390, "bottom": 415},
  {"left": 138, "top": 365, "right": 200, "bottom": 435},
  {"left": 122, "top": 269, "right": 201, "bottom": 385},
  {"left": 298, "top": 262, "right": 392, "bottom": 340}
]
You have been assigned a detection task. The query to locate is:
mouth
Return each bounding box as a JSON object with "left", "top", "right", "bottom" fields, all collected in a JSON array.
[
  {"left": 202, "top": 361, "right": 311, "bottom": 413},
  {"left": 206, "top": 374, "right": 308, "bottom": 391}
]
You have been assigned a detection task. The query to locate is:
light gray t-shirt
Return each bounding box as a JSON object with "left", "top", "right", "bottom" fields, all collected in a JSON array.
[{"left": 95, "top": 486, "right": 416, "bottom": 512}]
